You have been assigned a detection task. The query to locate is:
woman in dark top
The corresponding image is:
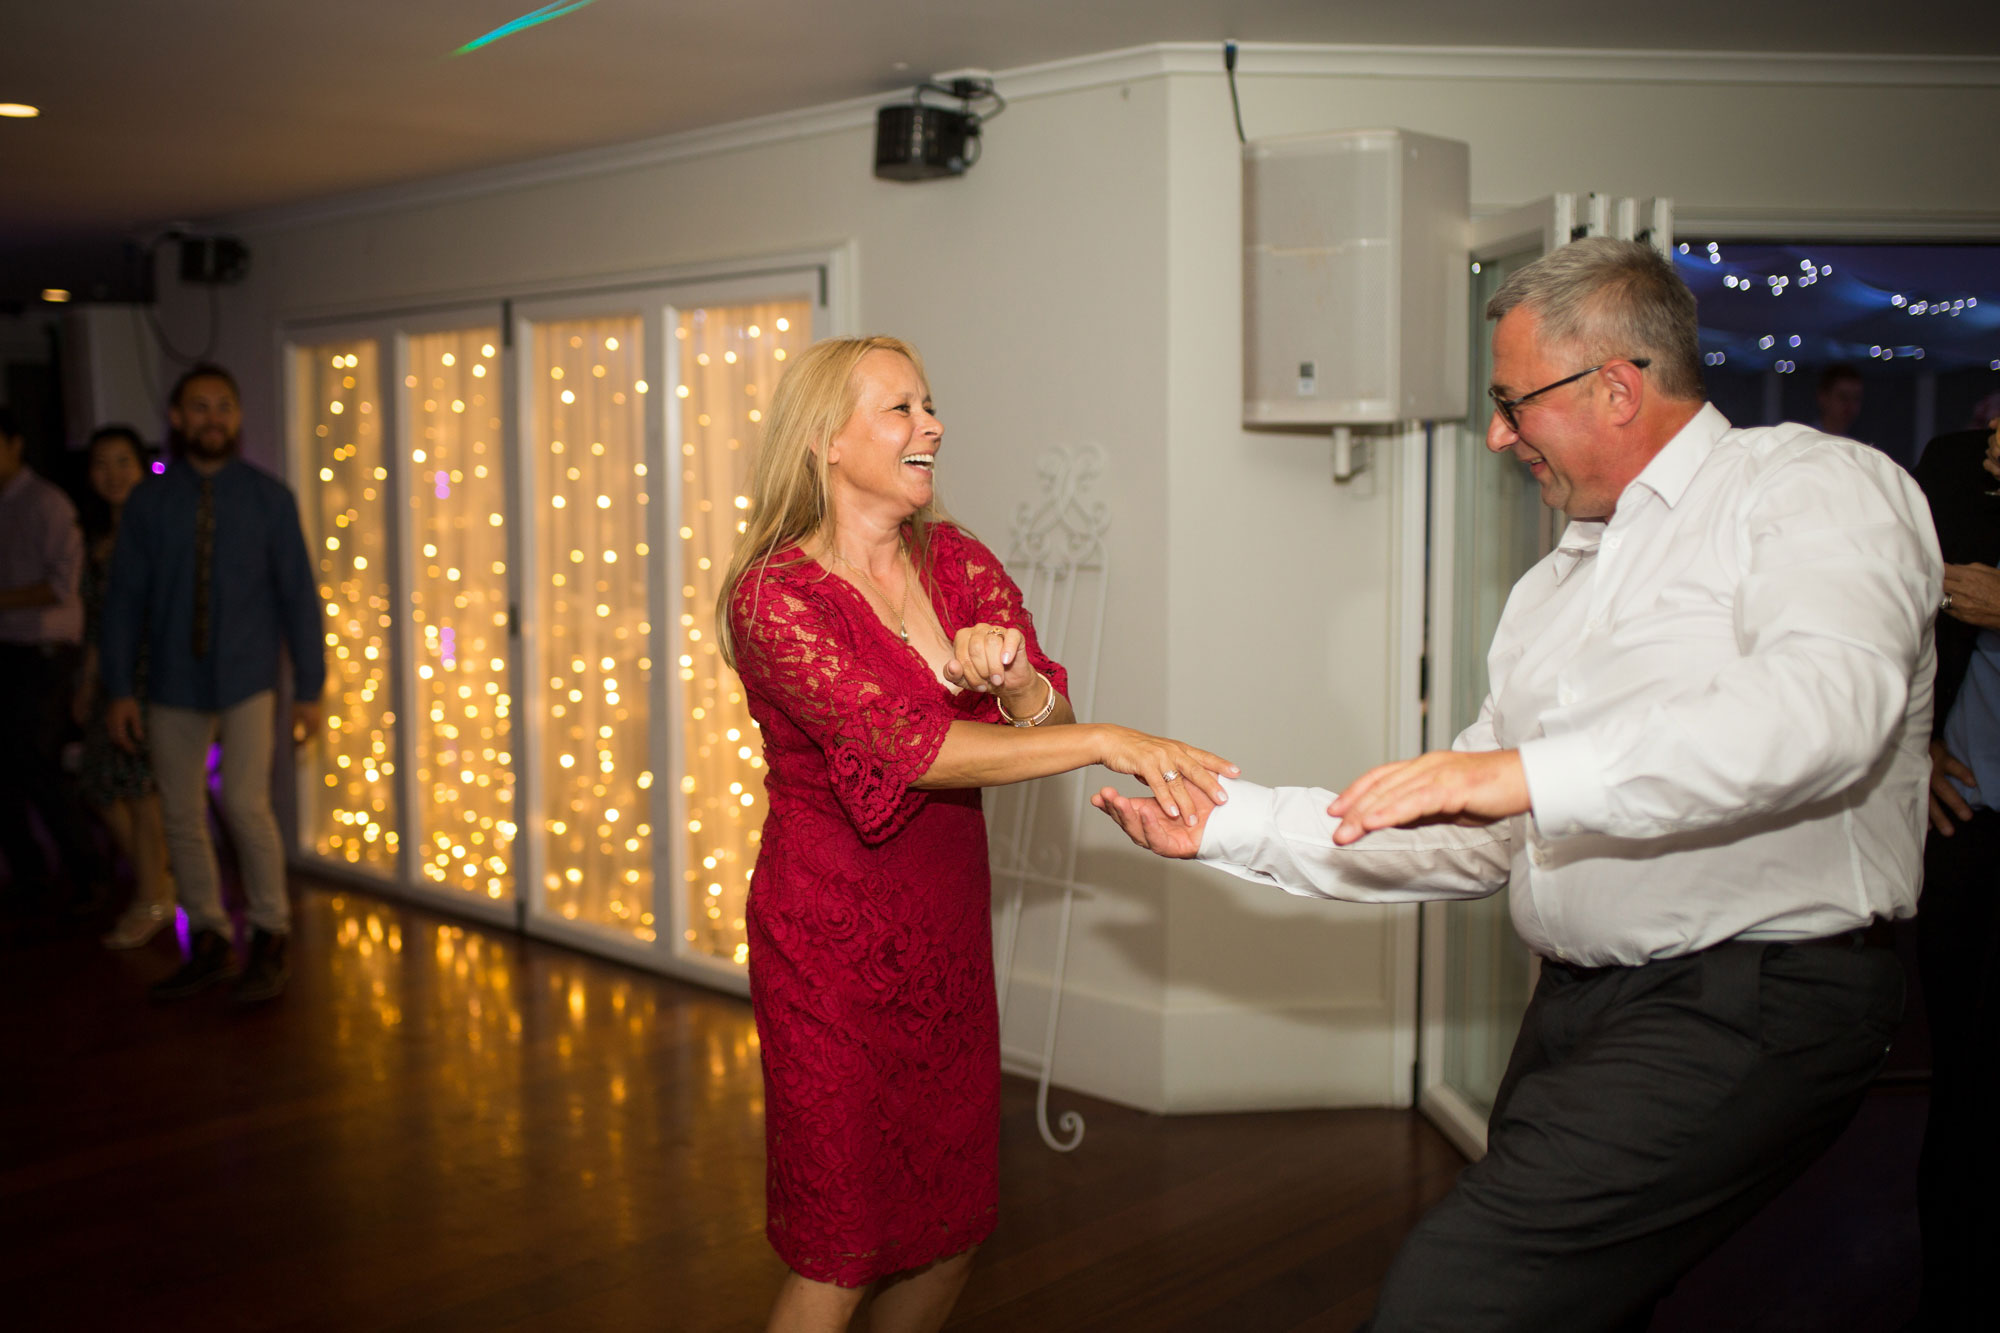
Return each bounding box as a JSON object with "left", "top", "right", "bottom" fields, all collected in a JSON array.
[{"left": 73, "top": 426, "right": 173, "bottom": 948}]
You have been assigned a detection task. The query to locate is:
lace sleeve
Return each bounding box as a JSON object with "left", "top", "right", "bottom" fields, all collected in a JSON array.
[
  {"left": 943, "top": 528, "right": 1071, "bottom": 704},
  {"left": 732, "top": 569, "right": 954, "bottom": 844}
]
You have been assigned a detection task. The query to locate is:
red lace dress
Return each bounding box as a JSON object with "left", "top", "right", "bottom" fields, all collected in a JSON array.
[{"left": 729, "top": 523, "right": 1069, "bottom": 1287}]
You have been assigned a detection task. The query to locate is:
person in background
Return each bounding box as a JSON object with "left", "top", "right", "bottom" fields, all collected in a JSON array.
[
  {"left": 0, "top": 404, "right": 102, "bottom": 920},
  {"left": 100, "top": 365, "right": 325, "bottom": 1003},
  {"left": 1910, "top": 414, "right": 2000, "bottom": 1331},
  {"left": 73, "top": 425, "right": 176, "bottom": 949},
  {"left": 1815, "top": 362, "right": 1864, "bottom": 439}
]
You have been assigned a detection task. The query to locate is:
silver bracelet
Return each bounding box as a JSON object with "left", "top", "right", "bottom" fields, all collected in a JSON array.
[{"left": 998, "top": 671, "right": 1057, "bottom": 727}]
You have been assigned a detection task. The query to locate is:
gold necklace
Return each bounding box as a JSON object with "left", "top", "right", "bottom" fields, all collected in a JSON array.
[{"left": 834, "top": 548, "right": 912, "bottom": 642}]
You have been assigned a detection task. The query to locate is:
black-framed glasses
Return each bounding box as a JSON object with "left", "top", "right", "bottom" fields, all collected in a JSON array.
[{"left": 1488, "top": 358, "right": 1650, "bottom": 434}]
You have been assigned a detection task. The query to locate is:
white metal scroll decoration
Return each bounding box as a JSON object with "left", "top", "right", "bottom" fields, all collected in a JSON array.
[{"left": 991, "top": 441, "right": 1110, "bottom": 1153}]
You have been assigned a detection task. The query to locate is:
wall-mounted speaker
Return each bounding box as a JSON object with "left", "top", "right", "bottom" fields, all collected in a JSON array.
[{"left": 1244, "top": 129, "right": 1470, "bottom": 426}]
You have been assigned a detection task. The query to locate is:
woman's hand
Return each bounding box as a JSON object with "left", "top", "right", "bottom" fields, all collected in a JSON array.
[
  {"left": 944, "top": 621, "right": 1040, "bottom": 704},
  {"left": 1093, "top": 724, "right": 1237, "bottom": 825},
  {"left": 1930, "top": 738, "right": 1977, "bottom": 837}
]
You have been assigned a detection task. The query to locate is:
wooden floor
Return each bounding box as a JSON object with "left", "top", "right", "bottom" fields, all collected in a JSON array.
[{"left": 1, "top": 877, "right": 1921, "bottom": 1331}]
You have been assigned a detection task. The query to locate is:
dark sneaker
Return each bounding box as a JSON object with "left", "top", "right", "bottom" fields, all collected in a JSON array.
[
  {"left": 150, "top": 929, "right": 235, "bottom": 1000},
  {"left": 231, "top": 929, "right": 290, "bottom": 1005}
]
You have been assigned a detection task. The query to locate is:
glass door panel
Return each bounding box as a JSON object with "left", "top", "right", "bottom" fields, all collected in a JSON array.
[
  {"left": 671, "top": 301, "right": 812, "bottom": 968},
  {"left": 527, "top": 315, "right": 657, "bottom": 939},
  {"left": 1426, "top": 196, "right": 1669, "bottom": 1140},
  {"left": 294, "top": 339, "right": 400, "bottom": 874},
  {"left": 1438, "top": 248, "right": 1546, "bottom": 1119},
  {"left": 405, "top": 328, "right": 516, "bottom": 904}
]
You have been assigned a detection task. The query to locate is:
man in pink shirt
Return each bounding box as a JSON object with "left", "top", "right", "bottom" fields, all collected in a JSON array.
[{"left": 0, "top": 406, "right": 101, "bottom": 917}]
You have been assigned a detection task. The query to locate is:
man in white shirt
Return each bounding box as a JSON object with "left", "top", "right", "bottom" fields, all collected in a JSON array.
[{"left": 1097, "top": 238, "right": 1939, "bottom": 1331}]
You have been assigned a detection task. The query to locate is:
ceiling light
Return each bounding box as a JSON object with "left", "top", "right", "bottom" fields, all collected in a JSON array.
[
  {"left": 0, "top": 103, "right": 40, "bottom": 118},
  {"left": 41, "top": 288, "right": 70, "bottom": 303}
]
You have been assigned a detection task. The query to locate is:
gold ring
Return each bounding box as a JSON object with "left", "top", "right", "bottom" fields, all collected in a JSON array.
[{"left": 1943, "top": 593, "right": 1955, "bottom": 612}]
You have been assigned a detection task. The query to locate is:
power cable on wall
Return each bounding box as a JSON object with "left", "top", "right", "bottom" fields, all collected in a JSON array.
[{"left": 1224, "top": 41, "right": 1247, "bottom": 144}]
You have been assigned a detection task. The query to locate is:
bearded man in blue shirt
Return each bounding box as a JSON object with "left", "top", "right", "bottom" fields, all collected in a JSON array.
[{"left": 101, "top": 364, "right": 324, "bottom": 1004}]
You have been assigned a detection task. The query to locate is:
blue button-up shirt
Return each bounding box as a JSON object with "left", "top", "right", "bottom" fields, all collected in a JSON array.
[
  {"left": 1943, "top": 629, "right": 2000, "bottom": 812},
  {"left": 100, "top": 457, "right": 325, "bottom": 710}
]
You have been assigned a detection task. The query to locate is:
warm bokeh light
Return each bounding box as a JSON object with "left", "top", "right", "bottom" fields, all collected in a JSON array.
[
  {"left": 296, "top": 341, "right": 401, "bottom": 871},
  {"left": 408, "top": 329, "right": 517, "bottom": 902},
  {"left": 675, "top": 302, "right": 809, "bottom": 966},
  {"left": 291, "top": 298, "right": 813, "bottom": 974},
  {"left": 531, "top": 317, "right": 655, "bottom": 939}
]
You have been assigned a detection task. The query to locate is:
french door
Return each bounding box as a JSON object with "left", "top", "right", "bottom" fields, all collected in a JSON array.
[
  {"left": 1418, "top": 196, "right": 1672, "bottom": 1155},
  {"left": 286, "top": 263, "right": 831, "bottom": 990}
]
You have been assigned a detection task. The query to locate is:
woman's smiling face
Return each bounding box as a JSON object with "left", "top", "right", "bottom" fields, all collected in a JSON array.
[{"left": 825, "top": 349, "right": 942, "bottom": 524}]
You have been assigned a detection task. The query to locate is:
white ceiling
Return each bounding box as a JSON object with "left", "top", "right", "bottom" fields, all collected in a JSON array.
[{"left": 0, "top": 0, "right": 1989, "bottom": 296}]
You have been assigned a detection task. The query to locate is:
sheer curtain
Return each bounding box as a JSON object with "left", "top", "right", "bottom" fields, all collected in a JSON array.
[
  {"left": 294, "top": 340, "right": 399, "bottom": 873},
  {"left": 529, "top": 316, "right": 656, "bottom": 938},
  {"left": 673, "top": 302, "right": 810, "bottom": 966},
  {"left": 406, "top": 329, "right": 516, "bottom": 903}
]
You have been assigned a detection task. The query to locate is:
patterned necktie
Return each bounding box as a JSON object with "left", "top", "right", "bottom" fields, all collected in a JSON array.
[{"left": 192, "top": 475, "right": 214, "bottom": 659}]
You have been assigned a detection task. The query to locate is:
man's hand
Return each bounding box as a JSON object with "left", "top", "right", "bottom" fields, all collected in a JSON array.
[
  {"left": 291, "top": 700, "right": 323, "bottom": 746},
  {"left": 106, "top": 697, "right": 144, "bottom": 752},
  {"left": 1327, "top": 749, "right": 1530, "bottom": 846},
  {"left": 1930, "top": 738, "right": 1977, "bottom": 837},
  {"left": 1091, "top": 782, "right": 1217, "bottom": 859},
  {"left": 1943, "top": 563, "right": 2000, "bottom": 633}
]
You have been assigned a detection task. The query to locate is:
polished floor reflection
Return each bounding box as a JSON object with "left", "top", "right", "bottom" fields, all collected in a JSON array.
[{"left": 1, "top": 879, "right": 1919, "bottom": 1331}]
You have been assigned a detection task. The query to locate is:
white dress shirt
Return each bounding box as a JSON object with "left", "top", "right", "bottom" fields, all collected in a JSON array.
[{"left": 1200, "top": 405, "right": 1943, "bottom": 967}]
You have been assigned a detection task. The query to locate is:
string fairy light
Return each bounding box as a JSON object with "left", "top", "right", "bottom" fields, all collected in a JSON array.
[
  {"left": 295, "top": 301, "right": 808, "bottom": 970},
  {"left": 533, "top": 317, "right": 656, "bottom": 937},
  {"left": 296, "top": 342, "right": 400, "bottom": 869},
  {"left": 409, "top": 329, "right": 517, "bottom": 901},
  {"left": 675, "top": 300, "right": 811, "bottom": 966}
]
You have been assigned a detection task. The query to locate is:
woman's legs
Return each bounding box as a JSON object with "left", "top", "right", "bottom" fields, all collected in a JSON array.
[
  {"left": 130, "top": 794, "right": 173, "bottom": 908},
  {"left": 101, "top": 796, "right": 175, "bottom": 948},
  {"left": 764, "top": 1249, "right": 975, "bottom": 1333},
  {"left": 865, "top": 1249, "right": 976, "bottom": 1333},
  {"left": 766, "top": 1271, "right": 867, "bottom": 1333},
  {"left": 96, "top": 797, "right": 135, "bottom": 862}
]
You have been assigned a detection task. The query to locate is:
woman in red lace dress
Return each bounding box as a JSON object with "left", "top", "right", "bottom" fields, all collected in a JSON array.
[{"left": 718, "top": 336, "right": 1234, "bottom": 1332}]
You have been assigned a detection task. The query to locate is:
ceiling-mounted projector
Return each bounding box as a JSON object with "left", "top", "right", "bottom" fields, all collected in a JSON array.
[{"left": 874, "top": 76, "right": 1004, "bottom": 182}]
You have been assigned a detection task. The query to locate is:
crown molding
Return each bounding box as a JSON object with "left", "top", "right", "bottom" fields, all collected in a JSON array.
[
  {"left": 223, "top": 40, "right": 1999, "bottom": 235},
  {"left": 1197, "top": 41, "right": 2000, "bottom": 88}
]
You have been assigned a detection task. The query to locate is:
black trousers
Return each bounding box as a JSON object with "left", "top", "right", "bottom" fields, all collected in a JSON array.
[
  {"left": 1916, "top": 808, "right": 2000, "bottom": 1332},
  {"left": 1364, "top": 935, "right": 1904, "bottom": 1333},
  {"left": 0, "top": 642, "right": 100, "bottom": 899}
]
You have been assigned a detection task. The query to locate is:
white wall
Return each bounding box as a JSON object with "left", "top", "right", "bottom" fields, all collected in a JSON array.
[
  {"left": 62, "top": 305, "right": 166, "bottom": 446},
  {"left": 157, "top": 42, "right": 2000, "bottom": 1114},
  {"left": 1146, "top": 49, "right": 1999, "bottom": 1110}
]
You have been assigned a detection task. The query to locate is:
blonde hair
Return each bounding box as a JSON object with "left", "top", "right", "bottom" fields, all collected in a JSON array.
[{"left": 716, "top": 335, "right": 953, "bottom": 669}]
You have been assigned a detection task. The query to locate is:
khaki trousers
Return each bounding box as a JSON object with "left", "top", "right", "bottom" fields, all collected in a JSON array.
[{"left": 148, "top": 692, "right": 290, "bottom": 936}]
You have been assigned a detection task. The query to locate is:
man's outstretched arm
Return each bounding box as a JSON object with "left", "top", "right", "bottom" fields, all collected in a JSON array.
[{"left": 1095, "top": 775, "right": 1512, "bottom": 903}]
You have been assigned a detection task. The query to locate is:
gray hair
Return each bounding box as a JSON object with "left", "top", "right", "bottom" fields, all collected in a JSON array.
[{"left": 1485, "top": 237, "right": 1705, "bottom": 402}]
